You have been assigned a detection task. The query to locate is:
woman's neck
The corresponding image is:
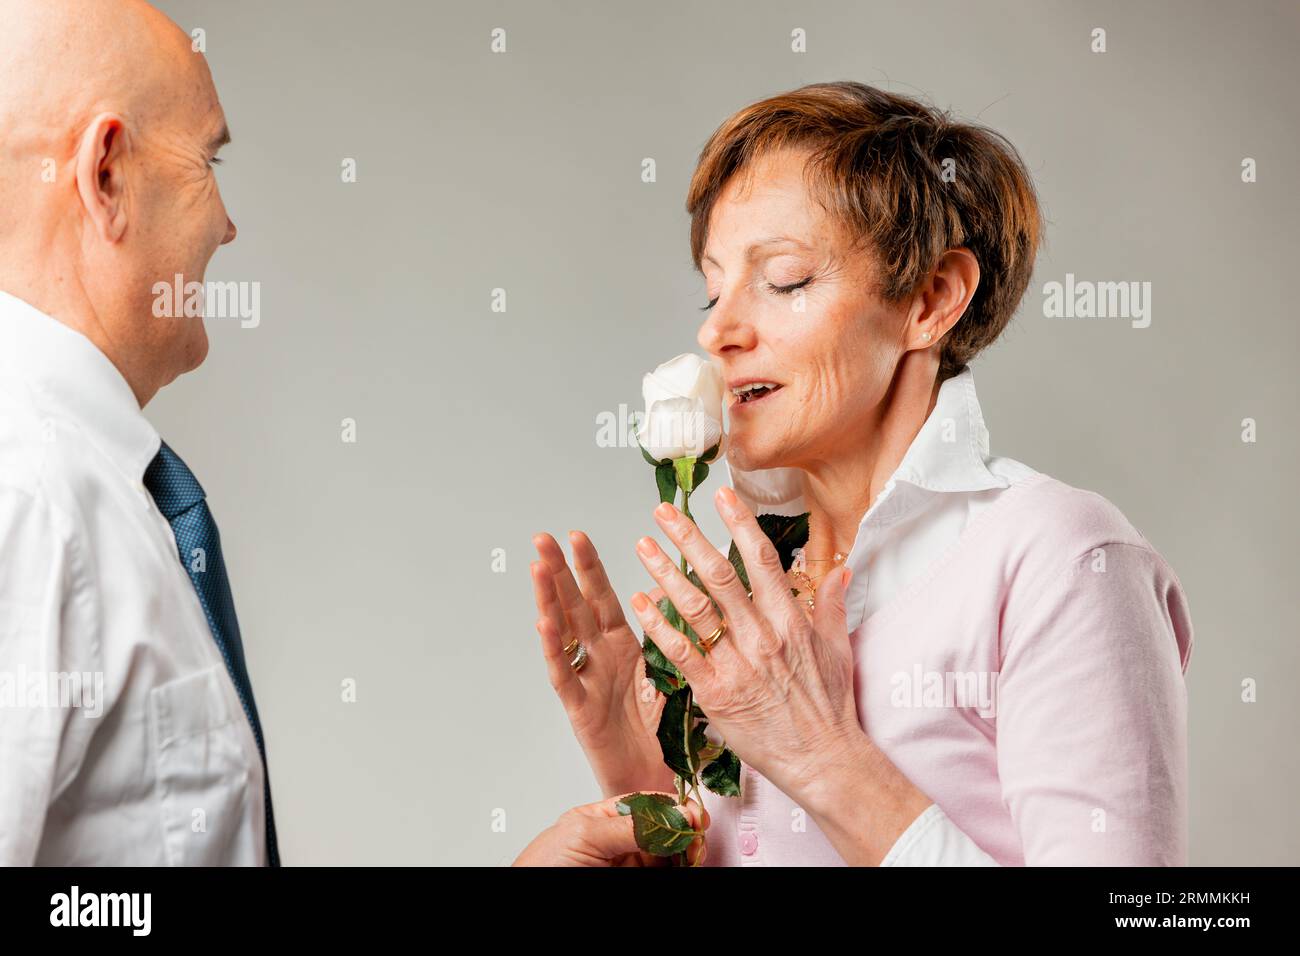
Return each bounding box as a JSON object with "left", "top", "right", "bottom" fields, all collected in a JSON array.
[{"left": 798, "top": 358, "right": 943, "bottom": 565}]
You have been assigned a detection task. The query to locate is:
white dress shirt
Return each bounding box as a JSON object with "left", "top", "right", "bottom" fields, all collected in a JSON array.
[
  {"left": 0, "top": 289, "right": 266, "bottom": 865},
  {"left": 725, "top": 365, "right": 1033, "bottom": 865}
]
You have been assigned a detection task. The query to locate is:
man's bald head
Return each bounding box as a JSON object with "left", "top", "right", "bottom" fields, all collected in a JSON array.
[
  {"left": 0, "top": 0, "right": 237, "bottom": 406},
  {"left": 0, "top": 0, "right": 208, "bottom": 140}
]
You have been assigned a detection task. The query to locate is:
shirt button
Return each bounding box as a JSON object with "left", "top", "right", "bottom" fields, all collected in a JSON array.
[{"left": 740, "top": 831, "right": 758, "bottom": 856}]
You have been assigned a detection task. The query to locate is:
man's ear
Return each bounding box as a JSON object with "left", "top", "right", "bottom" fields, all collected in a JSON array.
[{"left": 75, "top": 113, "right": 129, "bottom": 243}]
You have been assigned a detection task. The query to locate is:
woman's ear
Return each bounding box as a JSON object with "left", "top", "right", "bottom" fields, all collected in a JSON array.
[
  {"left": 75, "top": 112, "right": 129, "bottom": 243},
  {"left": 908, "top": 248, "right": 980, "bottom": 349}
]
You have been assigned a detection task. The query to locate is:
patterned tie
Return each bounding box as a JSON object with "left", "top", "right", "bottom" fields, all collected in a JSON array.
[{"left": 143, "top": 440, "right": 280, "bottom": 867}]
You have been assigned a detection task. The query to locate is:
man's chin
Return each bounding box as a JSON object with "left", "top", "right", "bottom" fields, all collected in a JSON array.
[{"left": 182, "top": 323, "right": 210, "bottom": 373}]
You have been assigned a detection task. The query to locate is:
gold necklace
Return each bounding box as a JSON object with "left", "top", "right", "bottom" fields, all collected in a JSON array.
[{"left": 789, "top": 551, "right": 847, "bottom": 611}]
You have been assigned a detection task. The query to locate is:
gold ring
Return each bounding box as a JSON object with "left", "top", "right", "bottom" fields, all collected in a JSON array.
[
  {"left": 699, "top": 619, "right": 727, "bottom": 651},
  {"left": 562, "top": 636, "right": 579, "bottom": 656},
  {"left": 569, "top": 643, "right": 589, "bottom": 671}
]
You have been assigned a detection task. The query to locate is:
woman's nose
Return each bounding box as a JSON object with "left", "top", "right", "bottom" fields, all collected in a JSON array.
[
  {"left": 222, "top": 216, "right": 237, "bottom": 245},
  {"left": 697, "top": 295, "right": 756, "bottom": 356}
]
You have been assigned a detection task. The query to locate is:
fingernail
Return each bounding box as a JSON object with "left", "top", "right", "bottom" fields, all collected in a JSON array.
[
  {"left": 637, "top": 537, "right": 656, "bottom": 557},
  {"left": 654, "top": 502, "right": 675, "bottom": 520},
  {"left": 717, "top": 486, "right": 737, "bottom": 506},
  {"left": 631, "top": 593, "right": 649, "bottom": 613}
]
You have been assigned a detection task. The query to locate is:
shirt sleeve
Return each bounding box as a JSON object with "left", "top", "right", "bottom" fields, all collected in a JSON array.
[
  {"left": 994, "top": 541, "right": 1193, "bottom": 865},
  {"left": 881, "top": 803, "right": 1000, "bottom": 866},
  {"left": 0, "top": 487, "right": 97, "bottom": 865}
]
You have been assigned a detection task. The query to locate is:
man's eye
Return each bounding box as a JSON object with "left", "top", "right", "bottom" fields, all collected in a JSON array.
[
  {"left": 207, "top": 157, "right": 224, "bottom": 168},
  {"left": 766, "top": 276, "right": 813, "bottom": 295},
  {"left": 700, "top": 296, "right": 719, "bottom": 312}
]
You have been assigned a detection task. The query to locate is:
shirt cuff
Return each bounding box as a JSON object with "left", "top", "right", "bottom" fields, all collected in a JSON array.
[{"left": 879, "top": 804, "right": 1001, "bottom": 867}]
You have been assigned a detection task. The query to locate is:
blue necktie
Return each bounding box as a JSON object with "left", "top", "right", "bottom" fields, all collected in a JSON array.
[{"left": 143, "top": 440, "right": 280, "bottom": 867}]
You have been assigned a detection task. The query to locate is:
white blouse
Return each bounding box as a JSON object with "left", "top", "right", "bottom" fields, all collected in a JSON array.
[{"left": 723, "top": 365, "right": 1034, "bottom": 865}]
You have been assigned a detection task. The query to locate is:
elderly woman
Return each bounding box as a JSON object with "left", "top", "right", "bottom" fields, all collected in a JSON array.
[{"left": 519, "top": 81, "right": 1193, "bottom": 867}]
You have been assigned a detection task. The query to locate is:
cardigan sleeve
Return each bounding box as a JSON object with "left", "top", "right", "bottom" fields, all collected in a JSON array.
[{"left": 993, "top": 540, "right": 1193, "bottom": 865}]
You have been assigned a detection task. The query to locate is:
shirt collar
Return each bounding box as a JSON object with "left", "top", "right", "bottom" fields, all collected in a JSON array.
[
  {"left": 724, "top": 365, "right": 1008, "bottom": 518},
  {"left": 0, "top": 288, "right": 161, "bottom": 481}
]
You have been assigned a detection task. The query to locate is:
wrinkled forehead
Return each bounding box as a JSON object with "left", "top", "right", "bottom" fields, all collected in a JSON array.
[
  {"left": 704, "top": 148, "right": 847, "bottom": 259},
  {"left": 138, "top": 50, "right": 227, "bottom": 150}
]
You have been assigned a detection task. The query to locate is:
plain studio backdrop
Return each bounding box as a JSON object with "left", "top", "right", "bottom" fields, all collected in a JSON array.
[{"left": 147, "top": 0, "right": 1298, "bottom": 865}]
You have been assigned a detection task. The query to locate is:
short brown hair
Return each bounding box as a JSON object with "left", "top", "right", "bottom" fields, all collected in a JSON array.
[{"left": 686, "top": 81, "right": 1043, "bottom": 381}]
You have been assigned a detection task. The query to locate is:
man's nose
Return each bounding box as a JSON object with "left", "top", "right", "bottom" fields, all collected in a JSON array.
[{"left": 221, "top": 217, "right": 237, "bottom": 245}]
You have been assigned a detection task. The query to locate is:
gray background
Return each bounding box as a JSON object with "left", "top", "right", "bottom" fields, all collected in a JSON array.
[{"left": 149, "top": 0, "right": 1299, "bottom": 865}]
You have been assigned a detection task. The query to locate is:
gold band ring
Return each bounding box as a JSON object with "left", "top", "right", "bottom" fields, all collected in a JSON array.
[{"left": 699, "top": 619, "right": 728, "bottom": 651}]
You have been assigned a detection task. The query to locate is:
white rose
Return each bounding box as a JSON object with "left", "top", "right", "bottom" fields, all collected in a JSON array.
[{"left": 636, "top": 353, "right": 726, "bottom": 462}]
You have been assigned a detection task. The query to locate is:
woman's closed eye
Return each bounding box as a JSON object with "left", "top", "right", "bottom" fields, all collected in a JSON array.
[
  {"left": 700, "top": 275, "right": 814, "bottom": 311},
  {"left": 766, "top": 275, "right": 813, "bottom": 296}
]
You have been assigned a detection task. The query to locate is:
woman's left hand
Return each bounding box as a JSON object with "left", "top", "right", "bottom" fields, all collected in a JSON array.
[{"left": 628, "top": 485, "right": 867, "bottom": 808}]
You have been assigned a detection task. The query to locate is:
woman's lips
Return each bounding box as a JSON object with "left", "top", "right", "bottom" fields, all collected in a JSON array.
[{"left": 730, "top": 385, "right": 784, "bottom": 412}]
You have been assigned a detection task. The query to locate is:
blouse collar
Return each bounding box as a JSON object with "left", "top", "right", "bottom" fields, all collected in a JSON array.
[{"left": 724, "top": 364, "right": 1009, "bottom": 518}]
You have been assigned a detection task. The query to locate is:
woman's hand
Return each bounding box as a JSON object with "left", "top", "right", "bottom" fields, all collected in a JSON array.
[
  {"left": 531, "top": 531, "right": 676, "bottom": 798},
  {"left": 627, "top": 486, "right": 868, "bottom": 810},
  {"left": 512, "top": 793, "right": 710, "bottom": 867}
]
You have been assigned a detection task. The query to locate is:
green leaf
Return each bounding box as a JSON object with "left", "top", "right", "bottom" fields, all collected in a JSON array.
[
  {"left": 615, "top": 792, "right": 699, "bottom": 857},
  {"left": 657, "top": 595, "right": 682, "bottom": 631},
  {"left": 699, "top": 440, "right": 721, "bottom": 464},
  {"left": 634, "top": 424, "right": 668, "bottom": 468},
  {"left": 692, "top": 458, "right": 710, "bottom": 489},
  {"left": 656, "top": 688, "right": 695, "bottom": 779},
  {"left": 656, "top": 594, "right": 705, "bottom": 655},
  {"left": 688, "top": 719, "right": 709, "bottom": 776},
  {"left": 655, "top": 462, "right": 676, "bottom": 504},
  {"left": 756, "top": 512, "right": 811, "bottom": 571},
  {"left": 701, "top": 748, "right": 742, "bottom": 797},
  {"left": 641, "top": 635, "right": 682, "bottom": 694},
  {"left": 726, "top": 540, "right": 751, "bottom": 593},
  {"left": 727, "top": 512, "right": 812, "bottom": 592}
]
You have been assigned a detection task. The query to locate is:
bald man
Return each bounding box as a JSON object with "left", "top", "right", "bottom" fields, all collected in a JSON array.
[{"left": 0, "top": 0, "right": 277, "bottom": 865}]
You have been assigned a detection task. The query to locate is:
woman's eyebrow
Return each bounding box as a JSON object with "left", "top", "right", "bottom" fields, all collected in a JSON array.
[{"left": 702, "top": 237, "right": 811, "bottom": 268}]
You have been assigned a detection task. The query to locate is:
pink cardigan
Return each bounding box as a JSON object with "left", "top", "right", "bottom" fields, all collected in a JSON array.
[{"left": 699, "top": 471, "right": 1194, "bottom": 866}]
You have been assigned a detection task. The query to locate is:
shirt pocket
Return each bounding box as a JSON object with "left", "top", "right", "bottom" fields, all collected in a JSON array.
[{"left": 149, "top": 665, "right": 261, "bottom": 865}]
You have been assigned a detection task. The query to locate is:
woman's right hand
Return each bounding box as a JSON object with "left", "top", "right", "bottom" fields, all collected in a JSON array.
[{"left": 531, "top": 530, "right": 676, "bottom": 798}]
